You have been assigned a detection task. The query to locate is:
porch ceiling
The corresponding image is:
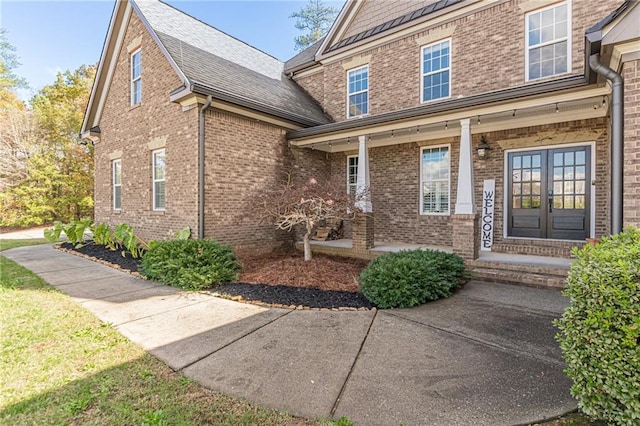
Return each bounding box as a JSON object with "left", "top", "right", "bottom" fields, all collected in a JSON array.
[{"left": 288, "top": 88, "right": 609, "bottom": 152}]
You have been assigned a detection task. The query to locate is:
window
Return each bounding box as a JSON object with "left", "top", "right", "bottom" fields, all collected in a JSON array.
[
  {"left": 113, "top": 159, "right": 122, "bottom": 210},
  {"left": 131, "top": 49, "right": 142, "bottom": 105},
  {"left": 420, "top": 146, "right": 450, "bottom": 214},
  {"left": 347, "top": 155, "right": 359, "bottom": 194},
  {"left": 152, "top": 149, "right": 165, "bottom": 210},
  {"left": 526, "top": 2, "right": 570, "bottom": 80},
  {"left": 421, "top": 39, "right": 451, "bottom": 102},
  {"left": 347, "top": 65, "right": 368, "bottom": 118}
]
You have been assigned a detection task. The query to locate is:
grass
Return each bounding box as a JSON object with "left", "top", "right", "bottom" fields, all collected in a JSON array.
[
  {"left": 0, "top": 239, "right": 331, "bottom": 425},
  {"left": 0, "top": 238, "right": 50, "bottom": 251}
]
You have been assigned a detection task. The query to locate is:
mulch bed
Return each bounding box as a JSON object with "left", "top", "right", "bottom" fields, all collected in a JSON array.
[{"left": 58, "top": 242, "right": 374, "bottom": 309}]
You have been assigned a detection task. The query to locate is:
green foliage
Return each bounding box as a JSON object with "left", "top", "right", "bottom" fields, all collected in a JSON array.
[
  {"left": 359, "top": 249, "right": 468, "bottom": 309},
  {"left": 290, "top": 0, "right": 339, "bottom": 51},
  {"left": 0, "top": 28, "right": 28, "bottom": 92},
  {"left": 555, "top": 228, "right": 640, "bottom": 424},
  {"left": 91, "top": 222, "right": 112, "bottom": 246},
  {"left": 174, "top": 226, "right": 191, "bottom": 240},
  {"left": 112, "top": 223, "right": 147, "bottom": 259},
  {"left": 0, "top": 64, "right": 95, "bottom": 227},
  {"left": 44, "top": 218, "right": 92, "bottom": 246},
  {"left": 141, "top": 239, "right": 239, "bottom": 291}
]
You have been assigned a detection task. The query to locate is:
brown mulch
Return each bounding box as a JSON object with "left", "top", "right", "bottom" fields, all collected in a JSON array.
[{"left": 237, "top": 252, "right": 369, "bottom": 293}]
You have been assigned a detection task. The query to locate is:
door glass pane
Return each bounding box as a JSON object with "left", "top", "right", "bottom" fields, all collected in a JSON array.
[
  {"left": 554, "top": 181, "right": 563, "bottom": 194},
  {"left": 564, "top": 152, "right": 574, "bottom": 166},
  {"left": 575, "top": 181, "right": 585, "bottom": 194},
  {"left": 564, "top": 181, "right": 574, "bottom": 194},
  {"left": 575, "top": 166, "right": 585, "bottom": 179},
  {"left": 554, "top": 196, "right": 563, "bottom": 208},
  {"left": 523, "top": 169, "right": 531, "bottom": 182},
  {"left": 523, "top": 155, "right": 531, "bottom": 168},
  {"left": 523, "top": 183, "right": 531, "bottom": 195},
  {"left": 564, "top": 196, "right": 574, "bottom": 209},
  {"left": 513, "top": 171, "right": 521, "bottom": 182},
  {"left": 575, "top": 195, "right": 585, "bottom": 209},
  {"left": 532, "top": 182, "right": 541, "bottom": 195},
  {"left": 554, "top": 167, "right": 563, "bottom": 180},
  {"left": 554, "top": 152, "right": 563, "bottom": 165},
  {"left": 531, "top": 196, "right": 541, "bottom": 208},
  {"left": 532, "top": 155, "right": 541, "bottom": 168},
  {"left": 564, "top": 166, "right": 574, "bottom": 179},
  {"left": 522, "top": 198, "right": 532, "bottom": 208},
  {"left": 513, "top": 197, "right": 521, "bottom": 208},
  {"left": 513, "top": 156, "right": 521, "bottom": 168},
  {"left": 532, "top": 168, "right": 541, "bottom": 181},
  {"left": 575, "top": 151, "right": 585, "bottom": 165},
  {"left": 513, "top": 183, "right": 522, "bottom": 195}
]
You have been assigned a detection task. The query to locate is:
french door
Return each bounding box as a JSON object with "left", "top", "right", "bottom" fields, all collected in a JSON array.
[{"left": 507, "top": 146, "right": 590, "bottom": 240}]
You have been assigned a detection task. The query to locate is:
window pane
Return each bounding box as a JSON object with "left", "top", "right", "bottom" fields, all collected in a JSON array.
[
  {"left": 114, "top": 186, "right": 122, "bottom": 210},
  {"left": 564, "top": 151, "right": 574, "bottom": 166},
  {"left": 155, "top": 181, "right": 165, "bottom": 209},
  {"left": 575, "top": 181, "right": 585, "bottom": 194},
  {"left": 154, "top": 153, "right": 165, "bottom": 179},
  {"left": 564, "top": 195, "right": 574, "bottom": 209},
  {"left": 421, "top": 147, "right": 449, "bottom": 213},
  {"left": 527, "top": 4, "right": 568, "bottom": 79},
  {"left": 554, "top": 181, "right": 563, "bottom": 194},
  {"left": 564, "top": 181, "right": 574, "bottom": 194},
  {"left": 575, "top": 151, "right": 585, "bottom": 165},
  {"left": 575, "top": 195, "right": 585, "bottom": 209},
  {"left": 422, "top": 40, "right": 450, "bottom": 102}
]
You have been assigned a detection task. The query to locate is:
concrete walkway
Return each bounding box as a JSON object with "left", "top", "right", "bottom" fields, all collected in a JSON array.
[{"left": 3, "top": 244, "right": 575, "bottom": 425}]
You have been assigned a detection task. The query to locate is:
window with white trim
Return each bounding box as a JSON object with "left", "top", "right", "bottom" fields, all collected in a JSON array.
[
  {"left": 347, "top": 155, "right": 358, "bottom": 194},
  {"left": 131, "top": 49, "right": 142, "bottom": 105},
  {"left": 113, "top": 159, "right": 122, "bottom": 210},
  {"left": 420, "top": 145, "right": 450, "bottom": 214},
  {"left": 152, "top": 149, "right": 165, "bottom": 211},
  {"left": 421, "top": 39, "right": 451, "bottom": 102},
  {"left": 347, "top": 65, "right": 368, "bottom": 118},
  {"left": 526, "top": 2, "right": 569, "bottom": 80}
]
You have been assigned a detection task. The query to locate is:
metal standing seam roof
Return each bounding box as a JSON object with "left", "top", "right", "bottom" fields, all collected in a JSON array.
[{"left": 132, "top": 0, "right": 330, "bottom": 126}]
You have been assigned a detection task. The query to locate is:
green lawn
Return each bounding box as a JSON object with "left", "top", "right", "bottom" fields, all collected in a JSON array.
[{"left": 0, "top": 240, "right": 330, "bottom": 425}]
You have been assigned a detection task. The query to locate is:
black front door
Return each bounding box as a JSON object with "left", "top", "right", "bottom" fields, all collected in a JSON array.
[{"left": 508, "top": 146, "right": 590, "bottom": 240}]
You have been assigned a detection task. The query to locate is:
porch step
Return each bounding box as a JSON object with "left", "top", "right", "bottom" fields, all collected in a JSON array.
[
  {"left": 491, "top": 238, "right": 585, "bottom": 259},
  {"left": 469, "top": 252, "right": 572, "bottom": 289}
]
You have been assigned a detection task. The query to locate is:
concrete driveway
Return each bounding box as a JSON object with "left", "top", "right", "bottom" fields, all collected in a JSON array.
[{"left": 3, "top": 244, "right": 575, "bottom": 425}]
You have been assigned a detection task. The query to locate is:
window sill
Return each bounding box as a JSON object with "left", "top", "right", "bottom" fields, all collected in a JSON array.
[{"left": 129, "top": 103, "right": 141, "bottom": 111}]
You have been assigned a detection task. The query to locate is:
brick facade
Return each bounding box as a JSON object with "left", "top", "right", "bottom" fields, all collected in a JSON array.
[
  {"left": 295, "top": 0, "right": 620, "bottom": 122},
  {"left": 623, "top": 59, "right": 640, "bottom": 228},
  {"left": 94, "top": 12, "right": 198, "bottom": 242}
]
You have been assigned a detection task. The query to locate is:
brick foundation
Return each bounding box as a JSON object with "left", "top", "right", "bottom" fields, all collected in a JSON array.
[{"left": 452, "top": 214, "right": 479, "bottom": 261}]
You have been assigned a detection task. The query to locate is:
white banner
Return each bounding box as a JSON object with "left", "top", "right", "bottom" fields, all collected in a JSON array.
[{"left": 481, "top": 179, "right": 495, "bottom": 251}]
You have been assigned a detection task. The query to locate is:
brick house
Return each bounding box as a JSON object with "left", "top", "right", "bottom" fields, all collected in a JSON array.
[{"left": 82, "top": 0, "right": 640, "bottom": 282}]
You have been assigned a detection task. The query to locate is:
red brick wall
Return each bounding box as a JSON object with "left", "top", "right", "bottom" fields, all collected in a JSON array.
[
  {"left": 94, "top": 12, "right": 198, "bottom": 242},
  {"left": 623, "top": 59, "right": 640, "bottom": 228}
]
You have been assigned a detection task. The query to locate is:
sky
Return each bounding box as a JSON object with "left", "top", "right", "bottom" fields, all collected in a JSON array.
[{"left": 1, "top": 0, "right": 344, "bottom": 102}]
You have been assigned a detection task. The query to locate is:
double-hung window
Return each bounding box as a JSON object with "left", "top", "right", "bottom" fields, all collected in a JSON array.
[
  {"left": 131, "top": 49, "right": 142, "bottom": 105},
  {"left": 347, "top": 65, "right": 368, "bottom": 118},
  {"left": 420, "top": 145, "right": 450, "bottom": 215},
  {"left": 152, "top": 149, "right": 165, "bottom": 211},
  {"left": 347, "top": 155, "right": 359, "bottom": 194},
  {"left": 421, "top": 39, "right": 451, "bottom": 102},
  {"left": 526, "top": 2, "right": 569, "bottom": 80},
  {"left": 113, "top": 159, "right": 122, "bottom": 210}
]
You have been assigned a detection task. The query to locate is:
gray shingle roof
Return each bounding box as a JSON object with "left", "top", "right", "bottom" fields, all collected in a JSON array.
[
  {"left": 132, "top": 0, "right": 329, "bottom": 126},
  {"left": 284, "top": 37, "right": 326, "bottom": 73}
]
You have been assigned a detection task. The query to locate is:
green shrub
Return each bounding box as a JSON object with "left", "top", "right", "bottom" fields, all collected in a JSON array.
[
  {"left": 44, "top": 218, "right": 93, "bottom": 246},
  {"left": 141, "top": 239, "right": 239, "bottom": 291},
  {"left": 555, "top": 228, "right": 640, "bottom": 424},
  {"left": 359, "top": 249, "right": 467, "bottom": 308}
]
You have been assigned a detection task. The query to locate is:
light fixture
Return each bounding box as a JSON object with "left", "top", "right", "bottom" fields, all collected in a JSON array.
[
  {"left": 347, "top": 137, "right": 351, "bottom": 144},
  {"left": 416, "top": 125, "right": 420, "bottom": 134},
  {"left": 602, "top": 96, "right": 606, "bottom": 106},
  {"left": 556, "top": 103, "right": 559, "bottom": 113},
  {"left": 477, "top": 135, "right": 490, "bottom": 160},
  {"left": 445, "top": 121, "right": 448, "bottom": 129},
  {"left": 512, "top": 109, "right": 516, "bottom": 117},
  {"left": 477, "top": 115, "right": 481, "bottom": 124},
  {"left": 391, "top": 130, "right": 394, "bottom": 138}
]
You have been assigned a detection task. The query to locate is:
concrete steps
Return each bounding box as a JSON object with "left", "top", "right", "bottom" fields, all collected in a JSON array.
[{"left": 491, "top": 238, "right": 584, "bottom": 258}]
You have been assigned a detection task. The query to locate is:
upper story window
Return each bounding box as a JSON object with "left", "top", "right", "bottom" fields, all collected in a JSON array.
[
  {"left": 347, "top": 155, "right": 359, "bottom": 194},
  {"left": 526, "top": 2, "right": 570, "bottom": 81},
  {"left": 152, "top": 149, "right": 165, "bottom": 211},
  {"left": 421, "top": 39, "right": 451, "bottom": 103},
  {"left": 112, "top": 159, "right": 122, "bottom": 210},
  {"left": 420, "top": 145, "right": 450, "bottom": 215},
  {"left": 347, "top": 65, "right": 368, "bottom": 118},
  {"left": 131, "top": 49, "right": 142, "bottom": 105}
]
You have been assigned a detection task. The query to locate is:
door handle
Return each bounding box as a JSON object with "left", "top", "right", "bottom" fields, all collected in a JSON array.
[{"left": 548, "top": 190, "right": 553, "bottom": 213}]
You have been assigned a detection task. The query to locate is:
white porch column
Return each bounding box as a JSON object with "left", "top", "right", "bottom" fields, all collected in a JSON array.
[
  {"left": 455, "top": 118, "right": 476, "bottom": 214},
  {"left": 355, "top": 135, "right": 372, "bottom": 212}
]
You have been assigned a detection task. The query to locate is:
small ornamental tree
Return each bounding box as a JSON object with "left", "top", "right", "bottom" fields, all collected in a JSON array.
[{"left": 256, "top": 175, "right": 366, "bottom": 261}]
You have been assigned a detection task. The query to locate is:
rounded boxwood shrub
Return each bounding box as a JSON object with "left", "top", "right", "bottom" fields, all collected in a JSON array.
[
  {"left": 359, "top": 249, "right": 467, "bottom": 308},
  {"left": 555, "top": 228, "right": 640, "bottom": 424},
  {"left": 141, "top": 239, "right": 239, "bottom": 291}
]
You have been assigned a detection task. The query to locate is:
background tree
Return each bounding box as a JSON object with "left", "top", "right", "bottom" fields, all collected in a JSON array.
[
  {"left": 290, "top": 0, "right": 339, "bottom": 51},
  {"left": 0, "top": 65, "right": 96, "bottom": 227},
  {"left": 256, "top": 174, "right": 365, "bottom": 261}
]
